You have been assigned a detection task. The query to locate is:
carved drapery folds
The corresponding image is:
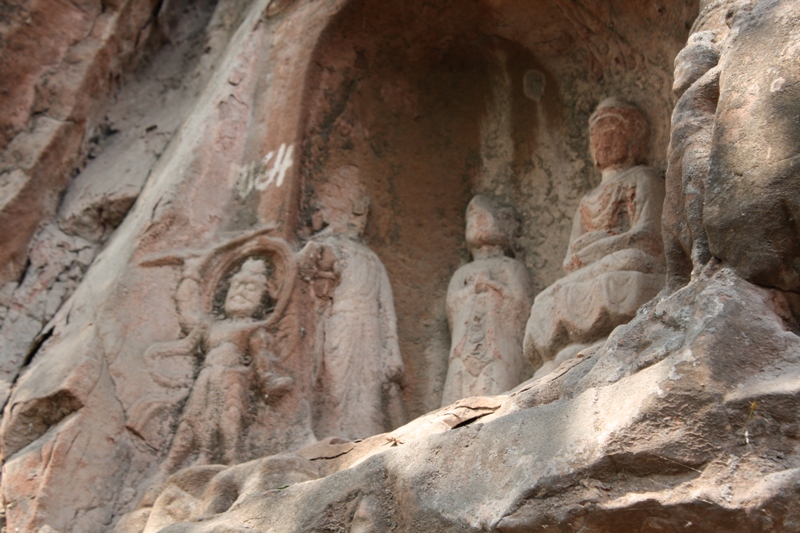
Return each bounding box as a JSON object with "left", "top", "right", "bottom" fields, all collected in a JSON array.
[
  {"left": 524, "top": 98, "right": 666, "bottom": 376},
  {"left": 441, "top": 195, "right": 533, "bottom": 405},
  {"left": 299, "top": 169, "right": 406, "bottom": 440}
]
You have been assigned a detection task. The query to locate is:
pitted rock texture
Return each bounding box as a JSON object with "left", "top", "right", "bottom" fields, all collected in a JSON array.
[
  {"left": 4, "top": 0, "right": 800, "bottom": 532},
  {"left": 0, "top": 0, "right": 162, "bottom": 285},
  {"left": 703, "top": 0, "right": 800, "bottom": 292},
  {"left": 0, "top": 0, "right": 227, "bottom": 420},
  {"left": 0, "top": 223, "right": 96, "bottom": 408}
]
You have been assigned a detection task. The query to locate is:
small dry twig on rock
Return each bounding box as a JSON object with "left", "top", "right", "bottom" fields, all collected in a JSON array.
[{"left": 385, "top": 436, "right": 404, "bottom": 447}]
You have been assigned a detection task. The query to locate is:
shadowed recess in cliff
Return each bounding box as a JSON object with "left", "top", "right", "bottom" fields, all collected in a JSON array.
[{"left": 297, "top": 0, "right": 696, "bottom": 420}]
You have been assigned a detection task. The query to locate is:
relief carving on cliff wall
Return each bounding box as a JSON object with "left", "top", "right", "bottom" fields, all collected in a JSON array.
[
  {"left": 0, "top": 0, "right": 730, "bottom": 529},
  {"left": 524, "top": 98, "right": 666, "bottom": 376},
  {"left": 121, "top": 3, "right": 800, "bottom": 531},
  {"left": 299, "top": 168, "right": 406, "bottom": 440},
  {"left": 441, "top": 195, "right": 533, "bottom": 405},
  {"left": 127, "top": 228, "right": 310, "bottom": 488},
  {"left": 120, "top": 169, "right": 411, "bottom": 529}
]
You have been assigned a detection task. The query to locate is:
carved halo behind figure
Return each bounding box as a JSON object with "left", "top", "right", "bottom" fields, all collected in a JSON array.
[
  {"left": 196, "top": 229, "right": 296, "bottom": 327},
  {"left": 128, "top": 228, "right": 297, "bottom": 450}
]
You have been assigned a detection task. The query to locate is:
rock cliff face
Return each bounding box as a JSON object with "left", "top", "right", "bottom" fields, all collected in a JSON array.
[{"left": 2, "top": 0, "right": 800, "bottom": 531}]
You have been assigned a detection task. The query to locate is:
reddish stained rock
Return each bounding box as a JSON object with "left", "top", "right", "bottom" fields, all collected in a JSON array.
[
  {"left": 7, "top": 0, "right": 800, "bottom": 532},
  {"left": 0, "top": 0, "right": 160, "bottom": 285}
]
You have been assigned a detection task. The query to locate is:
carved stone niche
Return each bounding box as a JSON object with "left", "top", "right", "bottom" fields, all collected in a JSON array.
[{"left": 299, "top": 0, "right": 694, "bottom": 420}]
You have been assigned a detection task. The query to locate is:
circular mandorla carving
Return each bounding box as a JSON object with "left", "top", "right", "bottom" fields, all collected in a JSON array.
[{"left": 198, "top": 232, "right": 296, "bottom": 327}]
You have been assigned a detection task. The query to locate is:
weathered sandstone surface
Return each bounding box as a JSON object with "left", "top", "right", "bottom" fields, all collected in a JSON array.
[{"left": 2, "top": 0, "right": 799, "bottom": 532}]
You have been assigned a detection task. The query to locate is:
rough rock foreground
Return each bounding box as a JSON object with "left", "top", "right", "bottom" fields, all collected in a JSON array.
[
  {"left": 140, "top": 266, "right": 800, "bottom": 532},
  {"left": 1, "top": 0, "right": 800, "bottom": 531}
]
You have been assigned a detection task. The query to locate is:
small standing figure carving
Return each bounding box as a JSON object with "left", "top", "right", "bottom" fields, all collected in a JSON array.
[
  {"left": 524, "top": 97, "right": 666, "bottom": 376},
  {"left": 299, "top": 170, "right": 405, "bottom": 440},
  {"left": 147, "top": 257, "right": 294, "bottom": 479},
  {"left": 441, "top": 196, "right": 533, "bottom": 406}
]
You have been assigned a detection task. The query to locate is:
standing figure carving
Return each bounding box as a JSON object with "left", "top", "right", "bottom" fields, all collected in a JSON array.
[
  {"left": 441, "top": 195, "right": 533, "bottom": 406},
  {"left": 299, "top": 171, "right": 405, "bottom": 440},
  {"left": 156, "top": 258, "right": 287, "bottom": 474},
  {"left": 129, "top": 230, "right": 303, "bottom": 502},
  {"left": 524, "top": 98, "right": 666, "bottom": 376}
]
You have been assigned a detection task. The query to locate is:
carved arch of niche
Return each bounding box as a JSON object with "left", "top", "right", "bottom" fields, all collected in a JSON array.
[{"left": 297, "top": 0, "right": 696, "bottom": 420}]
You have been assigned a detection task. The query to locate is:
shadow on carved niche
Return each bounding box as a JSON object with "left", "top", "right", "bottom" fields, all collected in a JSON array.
[{"left": 296, "top": 0, "right": 689, "bottom": 420}]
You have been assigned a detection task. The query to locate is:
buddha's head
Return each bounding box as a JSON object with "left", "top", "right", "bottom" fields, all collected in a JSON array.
[
  {"left": 465, "top": 195, "right": 516, "bottom": 259},
  {"left": 313, "top": 166, "right": 369, "bottom": 237},
  {"left": 589, "top": 97, "right": 650, "bottom": 173}
]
